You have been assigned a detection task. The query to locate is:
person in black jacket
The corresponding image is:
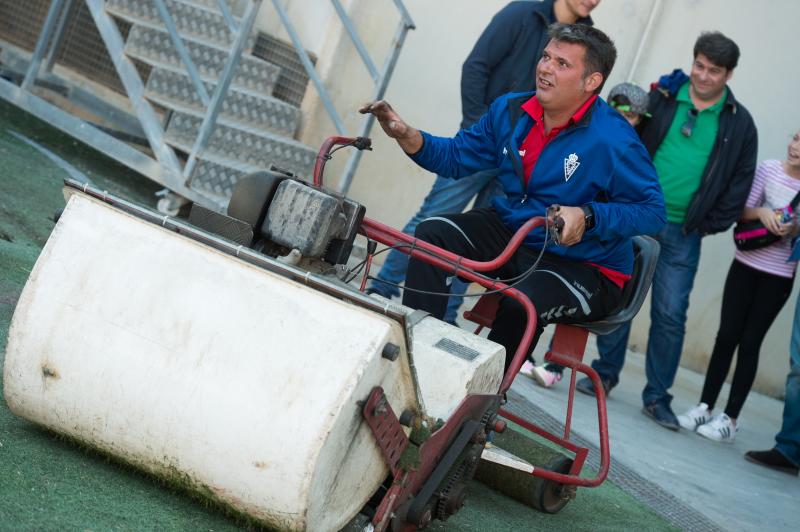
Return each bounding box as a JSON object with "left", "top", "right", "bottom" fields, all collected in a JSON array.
[
  {"left": 575, "top": 32, "right": 759, "bottom": 431},
  {"left": 366, "top": 0, "right": 600, "bottom": 325}
]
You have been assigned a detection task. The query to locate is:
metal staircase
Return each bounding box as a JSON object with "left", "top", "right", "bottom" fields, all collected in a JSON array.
[{"left": 0, "top": 0, "right": 414, "bottom": 213}]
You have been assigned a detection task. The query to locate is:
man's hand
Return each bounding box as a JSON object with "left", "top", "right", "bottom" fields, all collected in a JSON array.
[
  {"left": 359, "top": 100, "right": 423, "bottom": 154},
  {"left": 548, "top": 205, "right": 586, "bottom": 246}
]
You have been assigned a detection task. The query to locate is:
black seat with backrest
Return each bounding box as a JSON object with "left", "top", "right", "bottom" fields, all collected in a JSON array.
[{"left": 580, "top": 235, "right": 660, "bottom": 335}]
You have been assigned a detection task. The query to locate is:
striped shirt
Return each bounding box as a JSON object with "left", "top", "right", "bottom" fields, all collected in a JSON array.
[{"left": 735, "top": 160, "right": 800, "bottom": 278}]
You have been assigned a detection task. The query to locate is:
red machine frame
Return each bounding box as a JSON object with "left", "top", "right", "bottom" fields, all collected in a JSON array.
[
  {"left": 315, "top": 137, "right": 610, "bottom": 527},
  {"left": 358, "top": 216, "right": 610, "bottom": 487}
]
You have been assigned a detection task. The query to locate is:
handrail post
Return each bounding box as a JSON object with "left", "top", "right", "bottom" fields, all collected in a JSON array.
[
  {"left": 392, "top": 0, "right": 416, "bottom": 30},
  {"left": 153, "top": 0, "right": 210, "bottom": 106},
  {"left": 330, "top": 0, "right": 378, "bottom": 81},
  {"left": 336, "top": 15, "right": 413, "bottom": 194},
  {"left": 183, "top": 0, "right": 263, "bottom": 181},
  {"left": 22, "top": 0, "right": 66, "bottom": 91},
  {"left": 217, "top": 0, "right": 239, "bottom": 33},
  {"left": 270, "top": 0, "right": 346, "bottom": 135},
  {"left": 85, "top": 0, "right": 183, "bottom": 175},
  {"left": 43, "top": 0, "right": 75, "bottom": 74}
]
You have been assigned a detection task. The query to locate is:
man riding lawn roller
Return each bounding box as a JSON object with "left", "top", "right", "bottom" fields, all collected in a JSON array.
[{"left": 360, "top": 24, "right": 666, "bottom": 368}]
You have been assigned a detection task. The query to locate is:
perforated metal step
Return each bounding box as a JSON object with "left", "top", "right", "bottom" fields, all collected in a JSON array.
[
  {"left": 164, "top": 111, "right": 316, "bottom": 188},
  {"left": 145, "top": 67, "right": 300, "bottom": 137},
  {"left": 180, "top": 0, "right": 236, "bottom": 12},
  {"left": 188, "top": 156, "right": 260, "bottom": 204},
  {"left": 106, "top": 0, "right": 251, "bottom": 50},
  {"left": 124, "top": 24, "right": 279, "bottom": 95}
]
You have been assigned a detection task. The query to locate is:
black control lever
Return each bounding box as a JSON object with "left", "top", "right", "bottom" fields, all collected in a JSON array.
[
  {"left": 547, "top": 204, "right": 565, "bottom": 245},
  {"left": 352, "top": 137, "right": 373, "bottom": 151}
]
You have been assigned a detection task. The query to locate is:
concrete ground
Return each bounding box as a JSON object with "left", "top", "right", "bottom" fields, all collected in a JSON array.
[{"left": 509, "top": 330, "right": 800, "bottom": 531}]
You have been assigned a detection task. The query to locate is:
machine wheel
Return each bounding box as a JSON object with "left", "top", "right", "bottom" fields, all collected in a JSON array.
[
  {"left": 155, "top": 190, "right": 190, "bottom": 216},
  {"left": 339, "top": 512, "right": 374, "bottom": 532},
  {"left": 530, "top": 455, "right": 575, "bottom": 514}
]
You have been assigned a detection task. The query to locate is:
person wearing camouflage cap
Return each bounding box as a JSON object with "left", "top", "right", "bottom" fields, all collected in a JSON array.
[{"left": 608, "top": 82, "right": 652, "bottom": 126}]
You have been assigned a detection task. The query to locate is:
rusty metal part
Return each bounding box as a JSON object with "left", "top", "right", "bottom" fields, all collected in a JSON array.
[
  {"left": 362, "top": 388, "right": 500, "bottom": 531},
  {"left": 362, "top": 388, "right": 408, "bottom": 476}
]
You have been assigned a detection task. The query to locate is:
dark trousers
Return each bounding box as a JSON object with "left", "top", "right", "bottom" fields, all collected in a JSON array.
[
  {"left": 402, "top": 208, "right": 622, "bottom": 371},
  {"left": 700, "top": 259, "right": 794, "bottom": 418}
]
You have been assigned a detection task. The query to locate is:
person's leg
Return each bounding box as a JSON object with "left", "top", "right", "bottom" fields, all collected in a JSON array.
[
  {"left": 443, "top": 174, "right": 504, "bottom": 323},
  {"left": 443, "top": 278, "right": 469, "bottom": 324},
  {"left": 487, "top": 254, "right": 622, "bottom": 373},
  {"left": 775, "top": 298, "right": 800, "bottom": 466},
  {"left": 748, "top": 296, "right": 800, "bottom": 474},
  {"left": 642, "top": 223, "right": 702, "bottom": 407},
  {"left": 699, "top": 260, "right": 754, "bottom": 411},
  {"left": 592, "top": 323, "right": 632, "bottom": 384},
  {"left": 543, "top": 279, "right": 630, "bottom": 386},
  {"left": 369, "top": 171, "right": 498, "bottom": 299},
  {"left": 402, "top": 208, "right": 512, "bottom": 319},
  {"left": 574, "top": 323, "right": 630, "bottom": 396},
  {"left": 723, "top": 270, "right": 793, "bottom": 419}
]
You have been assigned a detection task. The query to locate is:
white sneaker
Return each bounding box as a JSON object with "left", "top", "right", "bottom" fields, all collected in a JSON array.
[
  {"left": 521, "top": 363, "right": 562, "bottom": 388},
  {"left": 520, "top": 360, "right": 537, "bottom": 380},
  {"left": 534, "top": 366, "right": 563, "bottom": 388},
  {"left": 697, "top": 413, "right": 739, "bottom": 443},
  {"left": 677, "top": 402, "right": 712, "bottom": 431}
]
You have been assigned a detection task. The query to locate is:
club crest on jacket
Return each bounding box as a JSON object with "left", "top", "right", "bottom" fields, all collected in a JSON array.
[{"left": 564, "top": 153, "right": 580, "bottom": 181}]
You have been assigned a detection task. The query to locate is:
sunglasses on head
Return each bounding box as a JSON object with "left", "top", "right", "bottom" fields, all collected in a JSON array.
[{"left": 680, "top": 108, "right": 699, "bottom": 137}]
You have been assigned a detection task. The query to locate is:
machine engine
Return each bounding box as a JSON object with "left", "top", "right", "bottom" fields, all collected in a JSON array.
[{"left": 188, "top": 168, "right": 365, "bottom": 268}]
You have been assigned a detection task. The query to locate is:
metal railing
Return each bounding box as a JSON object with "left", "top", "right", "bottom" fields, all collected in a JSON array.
[
  {"left": 269, "top": 0, "right": 415, "bottom": 194},
  {"left": 2, "top": 0, "right": 414, "bottom": 204},
  {"left": 182, "top": 0, "right": 262, "bottom": 181},
  {"left": 153, "top": 0, "right": 210, "bottom": 106}
]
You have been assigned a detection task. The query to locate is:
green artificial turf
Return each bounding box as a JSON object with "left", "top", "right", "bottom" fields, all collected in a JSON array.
[{"left": 0, "top": 99, "right": 248, "bottom": 530}]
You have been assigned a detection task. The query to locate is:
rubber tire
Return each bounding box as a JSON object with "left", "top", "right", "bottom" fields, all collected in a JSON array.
[
  {"left": 156, "top": 196, "right": 181, "bottom": 217},
  {"left": 530, "top": 455, "right": 574, "bottom": 514}
]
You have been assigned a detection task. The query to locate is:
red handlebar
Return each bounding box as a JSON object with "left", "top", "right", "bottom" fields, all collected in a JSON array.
[
  {"left": 313, "top": 136, "right": 371, "bottom": 187},
  {"left": 361, "top": 216, "right": 546, "bottom": 395},
  {"left": 314, "top": 135, "right": 609, "bottom": 488}
]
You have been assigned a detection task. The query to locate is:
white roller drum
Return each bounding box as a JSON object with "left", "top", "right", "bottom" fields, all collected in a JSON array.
[{"left": 4, "top": 193, "right": 418, "bottom": 531}]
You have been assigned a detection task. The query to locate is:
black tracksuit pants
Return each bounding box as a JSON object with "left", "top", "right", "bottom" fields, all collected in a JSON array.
[
  {"left": 700, "top": 259, "right": 794, "bottom": 418},
  {"left": 402, "top": 208, "right": 622, "bottom": 371}
]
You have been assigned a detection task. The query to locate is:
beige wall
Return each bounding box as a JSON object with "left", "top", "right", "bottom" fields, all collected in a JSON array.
[
  {"left": 255, "top": 0, "right": 800, "bottom": 397},
  {"left": 592, "top": 0, "right": 799, "bottom": 399}
]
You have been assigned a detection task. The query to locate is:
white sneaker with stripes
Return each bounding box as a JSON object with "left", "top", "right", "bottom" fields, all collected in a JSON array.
[
  {"left": 697, "top": 413, "right": 738, "bottom": 442},
  {"left": 677, "top": 402, "right": 712, "bottom": 431}
]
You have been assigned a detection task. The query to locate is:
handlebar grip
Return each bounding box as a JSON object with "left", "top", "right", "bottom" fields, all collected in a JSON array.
[
  {"left": 549, "top": 215, "right": 565, "bottom": 245},
  {"left": 353, "top": 137, "right": 372, "bottom": 151}
]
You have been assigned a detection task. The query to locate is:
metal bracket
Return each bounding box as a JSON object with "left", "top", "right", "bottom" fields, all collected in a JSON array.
[{"left": 362, "top": 386, "right": 409, "bottom": 476}]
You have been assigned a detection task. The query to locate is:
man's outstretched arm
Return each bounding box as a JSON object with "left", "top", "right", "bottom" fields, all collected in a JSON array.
[{"left": 359, "top": 100, "right": 423, "bottom": 155}]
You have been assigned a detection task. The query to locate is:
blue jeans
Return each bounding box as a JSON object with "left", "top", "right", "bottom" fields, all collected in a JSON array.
[
  {"left": 775, "top": 297, "right": 800, "bottom": 467},
  {"left": 642, "top": 223, "right": 702, "bottom": 405},
  {"left": 592, "top": 321, "right": 631, "bottom": 387},
  {"left": 368, "top": 169, "right": 501, "bottom": 323},
  {"left": 592, "top": 223, "right": 701, "bottom": 406}
]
